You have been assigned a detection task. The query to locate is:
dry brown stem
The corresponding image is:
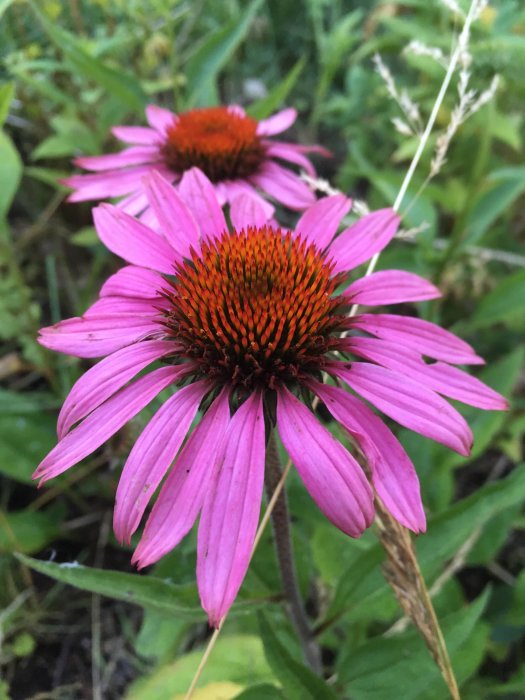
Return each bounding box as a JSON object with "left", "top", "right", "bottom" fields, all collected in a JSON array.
[{"left": 375, "top": 499, "right": 461, "bottom": 700}]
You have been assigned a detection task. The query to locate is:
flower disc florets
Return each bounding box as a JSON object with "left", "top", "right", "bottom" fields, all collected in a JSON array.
[
  {"left": 162, "top": 225, "right": 349, "bottom": 391},
  {"left": 161, "top": 107, "right": 266, "bottom": 182}
]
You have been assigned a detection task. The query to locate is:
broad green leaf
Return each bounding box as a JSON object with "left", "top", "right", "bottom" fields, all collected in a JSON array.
[
  {"left": 0, "top": 130, "right": 22, "bottom": 220},
  {"left": 0, "top": 509, "right": 62, "bottom": 554},
  {"left": 325, "top": 464, "right": 525, "bottom": 624},
  {"left": 17, "top": 554, "right": 204, "bottom": 619},
  {"left": 126, "top": 635, "right": 274, "bottom": 699},
  {"left": 467, "top": 269, "right": 525, "bottom": 328},
  {"left": 0, "top": 413, "right": 56, "bottom": 484},
  {"left": 185, "top": 0, "right": 264, "bottom": 107},
  {"left": 0, "top": 83, "right": 14, "bottom": 128},
  {"left": 464, "top": 167, "right": 525, "bottom": 246},
  {"left": 0, "top": 0, "right": 16, "bottom": 21},
  {"left": 134, "top": 607, "right": 188, "bottom": 663},
  {"left": 337, "top": 589, "right": 490, "bottom": 699},
  {"left": 30, "top": 3, "right": 147, "bottom": 111},
  {"left": 258, "top": 613, "right": 337, "bottom": 700},
  {"left": 247, "top": 58, "right": 305, "bottom": 121},
  {"left": 234, "top": 684, "right": 284, "bottom": 699},
  {"left": 0, "top": 389, "right": 58, "bottom": 415}
]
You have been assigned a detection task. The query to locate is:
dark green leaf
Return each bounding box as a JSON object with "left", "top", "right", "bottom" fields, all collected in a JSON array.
[{"left": 247, "top": 59, "right": 305, "bottom": 120}]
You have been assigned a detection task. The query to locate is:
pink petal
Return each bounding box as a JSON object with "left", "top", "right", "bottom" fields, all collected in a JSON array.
[
  {"left": 350, "top": 313, "right": 485, "bottom": 365},
  {"left": 344, "top": 338, "right": 508, "bottom": 410},
  {"left": 145, "top": 105, "right": 177, "bottom": 134},
  {"left": 33, "top": 366, "right": 181, "bottom": 483},
  {"left": 114, "top": 380, "right": 209, "bottom": 544},
  {"left": 197, "top": 391, "right": 265, "bottom": 627},
  {"left": 218, "top": 180, "right": 275, "bottom": 219},
  {"left": 132, "top": 388, "right": 231, "bottom": 568},
  {"left": 250, "top": 161, "right": 316, "bottom": 210},
  {"left": 229, "top": 193, "right": 270, "bottom": 230},
  {"left": 331, "top": 361, "right": 473, "bottom": 456},
  {"left": 83, "top": 296, "right": 165, "bottom": 318},
  {"left": 100, "top": 265, "right": 166, "bottom": 299},
  {"left": 112, "top": 125, "right": 161, "bottom": 145},
  {"left": 227, "top": 104, "right": 246, "bottom": 117},
  {"left": 74, "top": 147, "right": 159, "bottom": 172},
  {"left": 64, "top": 166, "right": 153, "bottom": 201},
  {"left": 343, "top": 270, "right": 441, "bottom": 306},
  {"left": 177, "top": 168, "right": 228, "bottom": 241},
  {"left": 116, "top": 191, "right": 149, "bottom": 216},
  {"left": 265, "top": 142, "right": 317, "bottom": 176},
  {"left": 257, "top": 108, "right": 297, "bottom": 136},
  {"left": 38, "top": 315, "right": 160, "bottom": 358},
  {"left": 295, "top": 194, "right": 352, "bottom": 250},
  {"left": 276, "top": 386, "right": 374, "bottom": 537},
  {"left": 328, "top": 209, "right": 400, "bottom": 274},
  {"left": 142, "top": 171, "right": 200, "bottom": 258},
  {"left": 308, "top": 380, "right": 425, "bottom": 533},
  {"left": 93, "top": 204, "right": 178, "bottom": 274},
  {"left": 58, "top": 339, "right": 177, "bottom": 439}
]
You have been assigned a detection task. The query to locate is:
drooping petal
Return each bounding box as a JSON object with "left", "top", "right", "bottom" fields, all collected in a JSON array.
[
  {"left": 197, "top": 391, "right": 265, "bottom": 628},
  {"left": 229, "top": 193, "right": 270, "bottom": 230},
  {"left": 250, "top": 161, "right": 316, "bottom": 210},
  {"left": 83, "top": 296, "right": 165, "bottom": 318},
  {"left": 113, "top": 380, "right": 209, "bottom": 544},
  {"left": 145, "top": 105, "right": 176, "bottom": 134},
  {"left": 73, "top": 147, "right": 159, "bottom": 172},
  {"left": 112, "top": 125, "right": 161, "bottom": 145},
  {"left": 257, "top": 108, "right": 297, "bottom": 136},
  {"left": 64, "top": 166, "right": 153, "bottom": 201},
  {"left": 177, "top": 168, "right": 228, "bottom": 241},
  {"left": 217, "top": 180, "right": 275, "bottom": 219},
  {"left": 142, "top": 170, "right": 200, "bottom": 257},
  {"left": 295, "top": 194, "right": 352, "bottom": 250},
  {"left": 343, "top": 270, "right": 441, "bottom": 306},
  {"left": 309, "top": 380, "right": 425, "bottom": 533},
  {"left": 38, "top": 315, "right": 159, "bottom": 358},
  {"left": 116, "top": 190, "right": 150, "bottom": 216},
  {"left": 265, "top": 142, "right": 317, "bottom": 176},
  {"left": 93, "top": 204, "right": 178, "bottom": 273},
  {"left": 331, "top": 361, "right": 473, "bottom": 455},
  {"left": 328, "top": 209, "right": 400, "bottom": 274},
  {"left": 33, "top": 366, "right": 180, "bottom": 483},
  {"left": 58, "top": 340, "right": 177, "bottom": 439},
  {"left": 350, "top": 313, "right": 485, "bottom": 365},
  {"left": 276, "top": 386, "right": 374, "bottom": 536},
  {"left": 343, "top": 336, "right": 507, "bottom": 410},
  {"left": 132, "top": 388, "right": 231, "bottom": 568},
  {"left": 100, "top": 265, "right": 166, "bottom": 299}
]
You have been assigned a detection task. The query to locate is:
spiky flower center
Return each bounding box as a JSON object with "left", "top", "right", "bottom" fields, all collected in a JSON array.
[
  {"left": 161, "top": 107, "right": 265, "bottom": 182},
  {"left": 161, "top": 226, "right": 349, "bottom": 391}
]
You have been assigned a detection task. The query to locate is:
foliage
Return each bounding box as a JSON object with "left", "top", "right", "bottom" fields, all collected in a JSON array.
[{"left": 0, "top": 1, "right": 524, "bottom": 698}]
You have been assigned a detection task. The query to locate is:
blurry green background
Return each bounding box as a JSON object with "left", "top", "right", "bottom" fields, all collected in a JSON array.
[{"left": 0, "top": 1, "right": 524, "bottom": 698}]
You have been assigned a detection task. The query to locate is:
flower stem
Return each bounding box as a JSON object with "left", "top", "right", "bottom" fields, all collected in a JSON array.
[{"left": 265, "top": 432, "right": 323, "bottom": 675}]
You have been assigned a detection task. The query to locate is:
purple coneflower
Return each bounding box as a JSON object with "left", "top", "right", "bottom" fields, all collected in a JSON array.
[
  {"left": 63, "top": 105, "right": 327, "bottom": 217},
  {"left": 35, "top": 168, "right": 506, "bottom": 626}
]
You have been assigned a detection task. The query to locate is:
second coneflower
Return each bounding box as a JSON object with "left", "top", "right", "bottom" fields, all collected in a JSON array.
[
  {"left": 63, "top": 104, "right": 328, "bottom": 217},
  {"left": 36, "top": 169, "right": 507, "bottom": 626}
]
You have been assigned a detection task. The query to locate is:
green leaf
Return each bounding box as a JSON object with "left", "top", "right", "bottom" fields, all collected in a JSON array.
[
  {"left": 464, "top": 167, "right": 525, "bottom": 246},
  {"left": 467, "top": 269, "right": 525, "bottom": 329},
  {"left": 185, "top": 0, "right": 264, "bottom": 107},
  {"left": 247, "top": 59, "right": 305, "bottom": 121},
  {"left": 17, "top": 554, "right": 204, "bottom": 618},
  {"left": 0, "top": 0, "right": 16, "bottom": 22},
  {"left": 30, "top": 3, "right": 147, "bottom": 111},
  {"left": 0, "top": 509, "right": 62, "bottom": 554},
  {"left": 0, "top": 412, "right": 56, "bottom": 484},
  {"left": 0, "top": 130, "right": 22, "bottom": 220},
  {"left": 258, "top": 613, "right": 337, "bottom": 700},
  {"left": 0, "top": 83, "right": 14, "bottom": 128},
  {"left": 127, "top": 635, "right": 274, "bottom": 699},
  {"left": 337, "top": 589, "right": 491, "bottom": 699},
  {"left": 234, "top": 684, "right": 284, "bottom": 699}
]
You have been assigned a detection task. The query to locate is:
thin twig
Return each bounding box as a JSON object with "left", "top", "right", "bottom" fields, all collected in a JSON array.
[{"left": 183, "top": 625, "right": 222, "bottom": 700}]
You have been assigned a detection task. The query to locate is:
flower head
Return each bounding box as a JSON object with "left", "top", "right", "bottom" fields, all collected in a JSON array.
[
  {"left": 36, "top": 169, "right": 507, "bottom": 626},
  {"left": 63, "top": 104, "right": 328, "bottom": 217}
]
